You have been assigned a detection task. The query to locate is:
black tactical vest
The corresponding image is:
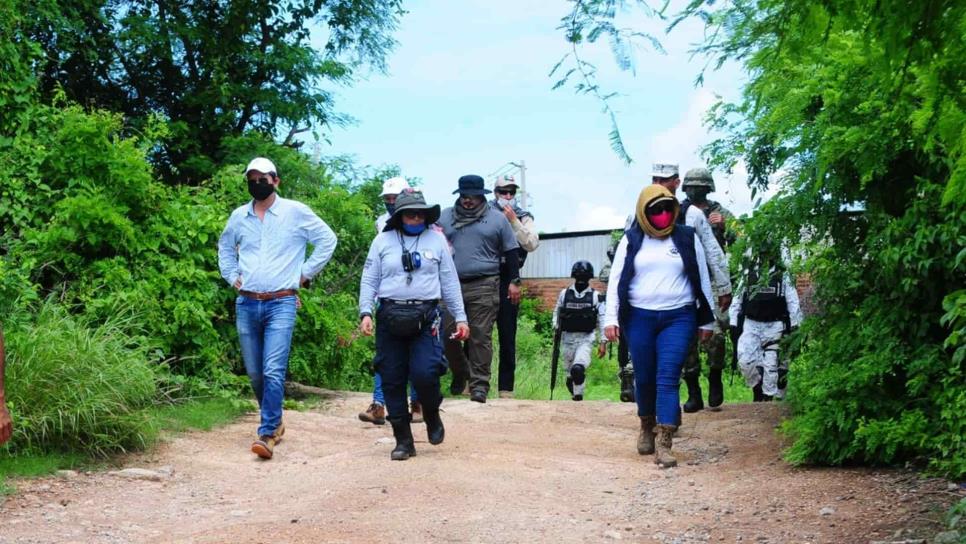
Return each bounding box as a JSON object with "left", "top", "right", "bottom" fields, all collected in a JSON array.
[
  {"left": 742, "top": 270, "right": 788, "bottom": 322},
  {"left": 559, "top": 289, "right": 598, "bottom": 333}
]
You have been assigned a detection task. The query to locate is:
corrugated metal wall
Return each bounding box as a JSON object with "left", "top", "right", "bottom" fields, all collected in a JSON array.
[{"left": 522, "top": 233, "right": 614, "bottom": 279}]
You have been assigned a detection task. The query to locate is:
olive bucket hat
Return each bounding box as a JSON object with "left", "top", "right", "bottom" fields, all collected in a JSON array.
[{"left": 384, "top": 190, "right": 441, "bottom": 231}]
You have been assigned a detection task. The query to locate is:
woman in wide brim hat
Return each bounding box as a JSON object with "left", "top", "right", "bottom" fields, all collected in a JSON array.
[
  {"left": 602, "top": 184, "right": 716, "bottom": 468},
  {"left": 383, "top": 189, "right": 442, "bottom": 231},
  {"left": 359, "top": 189, "right": 469, "bottom": 461}
]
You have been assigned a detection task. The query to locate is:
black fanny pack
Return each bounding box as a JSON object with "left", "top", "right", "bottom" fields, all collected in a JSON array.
[{"left": 378, "top": 299, "right": 438, "bottom": 338}]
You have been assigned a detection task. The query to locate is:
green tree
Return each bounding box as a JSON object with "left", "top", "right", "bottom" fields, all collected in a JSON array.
[
  {"left": 560, "top": 0, "right": 966, "bottom": 476},
  {"left": 20, "top": 0, "right": 403, "bottom": 181}
]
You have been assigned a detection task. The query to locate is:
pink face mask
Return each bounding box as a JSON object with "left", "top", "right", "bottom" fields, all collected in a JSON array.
[{"left": 647, "top": 211, "right": 674, "bottom": 229}]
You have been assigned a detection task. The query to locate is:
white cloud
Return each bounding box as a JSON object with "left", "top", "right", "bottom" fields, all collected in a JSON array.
[{"left": 571, "top": 202, "right": 628, "bottom": 231}]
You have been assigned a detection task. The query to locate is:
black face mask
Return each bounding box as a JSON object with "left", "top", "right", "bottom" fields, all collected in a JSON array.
[
  {"left": 248, "top": 177, "right": 276, "bottom": 201},
  {"left": 684, "top": 187, "right": 710, "bottom": 204},
  {"left": 574, "top": 280, "right": 590, "bottom": 292}
]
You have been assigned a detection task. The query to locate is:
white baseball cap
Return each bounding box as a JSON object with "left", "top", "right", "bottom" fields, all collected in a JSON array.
[
  {"left": 650, "top": 163, "right": 679, "bottom": 178},
  {"left": 494, "top": 174, "right": 518, "bottom": 189},
  {"left": 380, "top": 176, "right": 410, "bottom": 196},
  {"left": 245, "top": 157, "right": 277, "bottom": 176}
]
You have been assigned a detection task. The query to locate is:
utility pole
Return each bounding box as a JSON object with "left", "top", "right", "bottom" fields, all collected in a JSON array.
[{"left": 510, "top": 160, "right": 528, "bottom": 210}]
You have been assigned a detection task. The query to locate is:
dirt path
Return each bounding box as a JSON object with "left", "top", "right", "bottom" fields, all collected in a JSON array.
[{"left": 0, "top": 393, "right": 960, "bottom": 543}]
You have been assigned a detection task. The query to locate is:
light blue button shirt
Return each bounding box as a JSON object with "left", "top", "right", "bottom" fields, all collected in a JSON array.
[{"left": 218, "top": 196, "right": 338, "bottom": 292}]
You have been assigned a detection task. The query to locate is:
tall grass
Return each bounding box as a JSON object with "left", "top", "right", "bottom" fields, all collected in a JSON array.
[
  {"left": 499, "top": 307, "right": 755, "bottom": 404},
  {"left": 4, "top": 303, "right": 160, "bottom": 457}
]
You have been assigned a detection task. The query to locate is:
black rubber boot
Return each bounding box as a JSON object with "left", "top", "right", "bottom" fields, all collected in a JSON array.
[
  {"left": 682, "top": 375, "right": 704, "bottom": 413},
  {"left": 707, "top": 368, "right": 724, "bottom": 409},
  {"left": 619, "top": 366, "right": 635, "bottom": 403},
  {"left": 752, "top": 384, "right": 764, "bottom": 402},
  {"left": 566, "top": 377, "right": 574, "bottom": 396},
  {"left": 389, "top": 418, "right": 416, "bottom": 461},
  {"left": 423, "top": 406, "right": 445, "bottom": 445}
]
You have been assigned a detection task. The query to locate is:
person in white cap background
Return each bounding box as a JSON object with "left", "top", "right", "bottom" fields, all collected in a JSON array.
[
  {"left": 490, "top": 174, "right": 539, "bottom": 398},
  {"left": 650, "top": 164, "right": 733, "bottom": 413},
  {"left": 218, "top": 157, "right": 338, "bottom": 460},
  {"left": 359, "top": 176, "right": 424, "bottom": 426}
]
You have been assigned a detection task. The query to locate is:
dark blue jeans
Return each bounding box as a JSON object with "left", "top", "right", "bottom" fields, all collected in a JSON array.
[
  {"left": 235, "top": 295, "right": 297, "bottom": 437},
  {"left": 375, "top": 307, "right": 447, "bottom": 421},
  {"left": 626, "top": 305, "right": 697, "bottom": 424}
]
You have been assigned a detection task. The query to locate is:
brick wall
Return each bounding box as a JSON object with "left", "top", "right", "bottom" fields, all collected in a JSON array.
[{"left": 522, "top": 279, "right": 608, "bottom": 311}]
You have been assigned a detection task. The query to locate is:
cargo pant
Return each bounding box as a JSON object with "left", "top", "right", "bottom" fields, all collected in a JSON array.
[
  {"left": 443, "top": 275, "right": 500, "bottom": 396},
  {"left": 682, "top": 310, "right": 728, "bottom": 379}
]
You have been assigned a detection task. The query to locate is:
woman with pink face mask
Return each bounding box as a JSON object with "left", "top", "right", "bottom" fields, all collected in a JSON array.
[{"left": 603, "top": 184, "right": 715, "bottom": 468}]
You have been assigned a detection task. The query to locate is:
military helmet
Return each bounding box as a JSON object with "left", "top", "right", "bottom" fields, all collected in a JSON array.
[
  {"left": 571, "top": 260, "right": 594, "bottom": 281},
  {"left": 682, "top": 167, "right": 715, "bottom": 191}
]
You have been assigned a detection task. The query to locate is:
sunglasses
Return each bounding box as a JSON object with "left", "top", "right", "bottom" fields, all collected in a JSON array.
[
  {"left": 401, "top": 210, "right": 425, "bottom": 219},
  {"left": 646, "top": 201, "right": 675, "bottom": 214},
  {"left": 495, "top": 188, "right": 517, "bottom": 196}
]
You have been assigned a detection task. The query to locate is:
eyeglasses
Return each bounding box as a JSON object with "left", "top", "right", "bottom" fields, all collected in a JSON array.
[
  {"left": 646, "top": 201, "right": 675, "bottom": 214},
  {"left": 495, "top": 188, "right": 516, "bottom": 196}
]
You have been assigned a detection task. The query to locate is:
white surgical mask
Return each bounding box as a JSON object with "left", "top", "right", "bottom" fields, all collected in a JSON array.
[{"left": 497, "top": 197, "right": 516, "bottom": 209}]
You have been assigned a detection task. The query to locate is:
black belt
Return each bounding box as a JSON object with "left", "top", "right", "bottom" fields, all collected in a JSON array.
[
  {"left": 459, "top": 274, "right": 499, "bottom": 283},
  {"left": 379, "top": 298, "right": 439, "bottom": 306}
]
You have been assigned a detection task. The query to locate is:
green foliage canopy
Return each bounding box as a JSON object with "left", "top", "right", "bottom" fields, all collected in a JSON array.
[{"left": 17, "top": 0, "right": 403, "bottom": 181}]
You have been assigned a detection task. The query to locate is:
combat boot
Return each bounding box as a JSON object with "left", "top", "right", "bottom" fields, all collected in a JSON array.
[
  {"left": 619, "top": 366, "right": 635, "bottom": 403},
  {"left": 389, "top": 418, "right": 416, "bottom": 461},
  {"left": 753, "top": 384, "right": 764, "bottom": 402},
  {"left": 637, "top": 415, "right": 656, "bottom": 455},
  {"left": 682, "top": 375, "right": 704, "bottom": 413},
  {"left": 423, "top": 406, "right": 445, "bottom": 445},
  {"left": 707, "top": 368, "right": 724, "bottom": 409},
  {"left": 654, "top": 424, "right": 678, "bottom": 468}
]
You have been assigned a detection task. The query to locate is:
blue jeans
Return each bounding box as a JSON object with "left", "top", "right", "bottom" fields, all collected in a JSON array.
[
  {"left": 372, "top": 371, "right": 418, "bottom": 406},
  {"left": 626, "top": 305, "right": 697, "bottom": 425},
  {"left": 236, "top": 295, "right": 297, "bottom": 437},
  {"left": 375, "top": 307, "right": 447, "bottom": 421}
]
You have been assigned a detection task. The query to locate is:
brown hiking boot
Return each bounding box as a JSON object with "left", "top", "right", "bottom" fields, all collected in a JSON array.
[
  {"left": 498, "top": 391, "right": 514, "bottom": 399},
  {"left": 654, "top": 424, "right": 677, "bottom": 468},
  {"left": 251, "top": 435, "right": 276, "bottom": 459},
  {"left": 410, "top": 400, "right": 424, "bottom": 423},
  {"left": 358, "top": 402, "right": 386, "bottom": 425},
  {"left": 637, "top": 416, "right": 656, "bottom": 455}
]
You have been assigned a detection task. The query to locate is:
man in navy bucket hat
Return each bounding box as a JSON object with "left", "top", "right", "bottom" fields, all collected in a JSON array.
[{"left": 439, "top": 174, "right": 521, "bottom": 403}]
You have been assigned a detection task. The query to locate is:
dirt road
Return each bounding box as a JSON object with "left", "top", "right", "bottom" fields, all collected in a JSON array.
[{"left": 0, "top": 393, "right": 959, "bottom": 543}]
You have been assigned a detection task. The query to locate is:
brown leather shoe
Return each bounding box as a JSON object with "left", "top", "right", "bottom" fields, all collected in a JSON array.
[
  {"left": 251, "top": 435, "right": 276, "bottom": 459},
  {"left": 358, "top": 403, "right": 386, "bottom": 425},
  {"left": 410, "top": 401, "right": 423, "bottom": 423},
  {"left": 272, "top": 420, "right": 285, "bottom": 444}
]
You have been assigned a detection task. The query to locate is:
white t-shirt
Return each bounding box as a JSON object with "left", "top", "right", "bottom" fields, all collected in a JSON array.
[{"left": 604, "top": 232, "right": 714, "bottom": 329}]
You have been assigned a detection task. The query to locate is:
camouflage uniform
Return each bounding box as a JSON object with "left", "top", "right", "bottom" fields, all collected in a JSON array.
[{"left": 678, "top": 168, "right": 736, "bottom": 412}]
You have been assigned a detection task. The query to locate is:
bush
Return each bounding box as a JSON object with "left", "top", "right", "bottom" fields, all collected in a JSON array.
[{"left": 4, "top": 303, "right": 160, "bottom": 457}]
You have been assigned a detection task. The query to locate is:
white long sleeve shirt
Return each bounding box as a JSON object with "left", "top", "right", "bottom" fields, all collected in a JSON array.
[{"left": 604, "top": 233, "right": 714, "bottom": 330}]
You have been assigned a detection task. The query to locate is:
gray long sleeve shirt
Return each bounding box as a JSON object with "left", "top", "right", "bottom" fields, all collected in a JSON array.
[
  {"left": 439, "top": 206, "right": 519, "bottom": 280},
  {"left": 358, "top": 229, "right": 467, "bottom": 322}
]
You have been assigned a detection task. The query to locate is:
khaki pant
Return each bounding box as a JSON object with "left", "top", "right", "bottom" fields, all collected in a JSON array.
[{"left": 444, "top": 275, "right": 500, "bottom": 395}]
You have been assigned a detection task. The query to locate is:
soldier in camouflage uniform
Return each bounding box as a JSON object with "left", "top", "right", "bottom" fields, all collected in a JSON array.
[{"left": 680, "top": 168, "right": 736, "bottom": 412}]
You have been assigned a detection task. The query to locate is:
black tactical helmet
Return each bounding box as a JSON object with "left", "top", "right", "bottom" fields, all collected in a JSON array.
[{"left": 571, "top": 260, "right": 594, "bottom": 280}]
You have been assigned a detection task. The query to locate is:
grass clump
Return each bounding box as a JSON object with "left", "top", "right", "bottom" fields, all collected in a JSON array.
[{"left": 4, "top": 304, "right": 159, "bottom": 457}]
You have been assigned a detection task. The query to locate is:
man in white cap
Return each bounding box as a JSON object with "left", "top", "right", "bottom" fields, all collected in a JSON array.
[
  {"left": 359, "top": 176, "right": 424, "bottom": 425},
  {"left": 490, "top": 174, "right": 539, "bottom": 398},
  {"left": 650, "top": 163, "right": 733, "bottom": 413},
  {"left": 218, "top": 157, "right": 338, "bottom": 459},
  {"left": 375, "top": 176, "right": 411, "bottom": 233}
]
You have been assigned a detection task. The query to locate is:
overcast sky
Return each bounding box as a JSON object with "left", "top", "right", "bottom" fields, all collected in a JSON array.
[{"left": 322, "top": 0, "right": 763, "bottom": 232}]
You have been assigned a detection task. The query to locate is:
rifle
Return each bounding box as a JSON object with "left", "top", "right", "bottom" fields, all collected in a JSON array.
[
  {"left": 550, "top": 327, "right": 562, "bottom": 400},
  {"left": 730, "top": 311, "right": 744, "bottom": 386}
]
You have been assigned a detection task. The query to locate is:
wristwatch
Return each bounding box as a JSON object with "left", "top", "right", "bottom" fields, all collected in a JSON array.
[
  {"left": 359, "top": 312, "right": 372, "bottom": 321},
  {"left": 510, "top": 277, "right": 522, "bottom": 286}
]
